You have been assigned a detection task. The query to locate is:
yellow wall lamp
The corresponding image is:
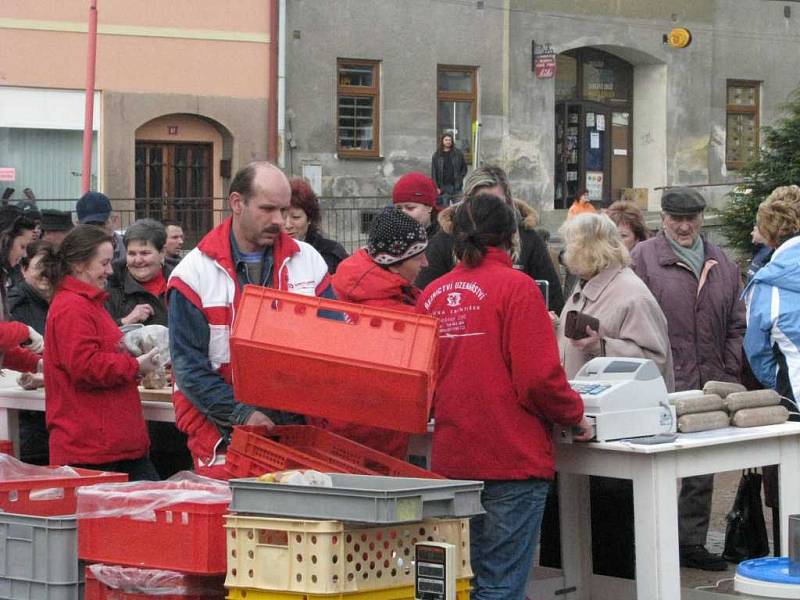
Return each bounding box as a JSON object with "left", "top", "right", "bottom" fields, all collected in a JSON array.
[{"left": 664, "top": 27, "right": 693, "bottom": 48}]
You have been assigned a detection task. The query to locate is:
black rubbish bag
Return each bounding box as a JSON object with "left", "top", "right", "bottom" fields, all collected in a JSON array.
[{"left": 722, "top": 469, "right": 770, "bottom": 562}]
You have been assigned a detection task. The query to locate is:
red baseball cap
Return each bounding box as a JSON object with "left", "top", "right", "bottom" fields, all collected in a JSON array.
[{"left": 392, "top": 172, "right": 438, "bottom": 209}]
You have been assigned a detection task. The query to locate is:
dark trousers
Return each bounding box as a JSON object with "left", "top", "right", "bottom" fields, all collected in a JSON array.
[
  {"left": 147, "top": 422, "right": 193, "bottom": 479},
  {"left": 678, "top": 474, "right": 715, "bottom": 546},
  {"left": 72, "top": 456, "right": 160, "bottom": 481}
]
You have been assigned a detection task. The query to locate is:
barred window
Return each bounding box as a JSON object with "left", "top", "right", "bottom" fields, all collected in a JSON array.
[
  {"left": 726, "top": 80, "right": 760, "bottom": 169},
  {"left": 337, "top": 59, "right": 380, "bottom": 158}
]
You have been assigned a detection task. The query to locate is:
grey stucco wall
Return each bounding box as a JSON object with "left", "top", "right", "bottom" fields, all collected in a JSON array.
[
  {"left": 285, "top": 0, "right": 800, "bottom": 212},
  {"left": 285, "top": 0, "right": 505, "bottom": 197}
]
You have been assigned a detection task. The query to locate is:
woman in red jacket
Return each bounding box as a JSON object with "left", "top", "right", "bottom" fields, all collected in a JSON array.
[
  {"left": 326, "top": 207, "right": 429, "bottom": 457},
  {"left": 418, "top": 193, "right": 592, "bottom": 600},
  {"left": 40, "top": 225, "right": 162, "bottom": 480}
]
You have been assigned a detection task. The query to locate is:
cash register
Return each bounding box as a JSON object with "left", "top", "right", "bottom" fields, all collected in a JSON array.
[{"left": 561, "top": 357, "right": 676, "bottom": 442}]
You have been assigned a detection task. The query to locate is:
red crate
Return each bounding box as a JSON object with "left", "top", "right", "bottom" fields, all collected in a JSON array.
[
  {"left": 0, "top": 467, "right": 127, "bottom": 516},
  {"left": 78, "top": 499, "right": 229, "bottom": 574},
  {"left": 85, "top": 567, "right": 226, "bottom": 600},
  {"left": 230, "top": 287, "right": 438, "bottom": 434},
  {"left": 0, "top": 440, "right": 13, "bottom": 456},
  {"left": 224, "top": 447, "right": 337, "bottom": 479},
  {"left": 227, "top": 425, "right": 443, "bottom": 479}
]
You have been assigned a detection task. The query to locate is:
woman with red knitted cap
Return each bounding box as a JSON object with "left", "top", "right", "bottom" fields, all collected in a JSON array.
[{"left": 392, "top": 172, "right": 440, "bottom": 238}]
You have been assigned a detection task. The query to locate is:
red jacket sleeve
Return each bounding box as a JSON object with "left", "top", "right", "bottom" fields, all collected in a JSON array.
[
  {"left": 0, "top": 321, "right": 30, "bottom": 352},
  {"left": 504, "top": 279, "right": 584, "bottom": 426},
  {"left": 52, "top": 309, "right": 139, "bottom": 389},
  {"left": 4, "top": 347, "right": 40, "bottom": 373}
]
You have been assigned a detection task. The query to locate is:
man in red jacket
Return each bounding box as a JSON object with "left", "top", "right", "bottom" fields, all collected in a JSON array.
[{"left": 327, "top": 207, "right": 428, "bottom": 457}]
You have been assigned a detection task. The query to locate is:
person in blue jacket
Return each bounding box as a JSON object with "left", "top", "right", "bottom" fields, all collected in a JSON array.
[{"left": 744, "top": 185, "right": 800, "bottom": 408}]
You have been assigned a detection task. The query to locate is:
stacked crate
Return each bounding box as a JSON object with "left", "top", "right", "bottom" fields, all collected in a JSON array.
[
  {"left": 0, "top": 461, "right": 127, "bottom": 599},
  {"left": 223, "top": 471, "right": 482, "bottom": 600},
  {"left": 76, "top": 480, "right": 230, "bottom": 599},
  {"left": 223, "top": 288, "right": 478, "bottom": 598}
]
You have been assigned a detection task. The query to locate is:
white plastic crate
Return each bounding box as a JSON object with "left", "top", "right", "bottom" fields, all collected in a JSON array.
[{"left": 224, "top": 516, "right": 471, "bottom": 595}]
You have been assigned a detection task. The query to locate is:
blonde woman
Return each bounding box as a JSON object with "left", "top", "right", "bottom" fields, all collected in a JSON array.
[
  {"left": 558, "top": 213, "right": 674, "bottom": 386},
  {"left": 557, "top": 212, "right": 674, "bottom": 578}
]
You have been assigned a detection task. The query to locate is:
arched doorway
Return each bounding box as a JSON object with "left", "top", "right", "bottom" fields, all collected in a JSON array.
[
  {"left": 554, "top": 48, "right": 633, "bottom": 208},
  {"left": 134, "top": 114, "right": 228, "bottom": 246}
]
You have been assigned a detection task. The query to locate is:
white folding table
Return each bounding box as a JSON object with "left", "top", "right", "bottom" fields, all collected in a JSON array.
[
  {"left": 548, "top": 423, "right": 800, "bottom": 600},
  {"left": 0, "top": 372, "right": 175, "bottom": 456}
]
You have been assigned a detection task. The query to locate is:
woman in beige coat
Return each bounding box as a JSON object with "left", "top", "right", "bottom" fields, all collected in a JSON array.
[
  {"left": 556, "top": 212, "right": 674, "bottom": 579},
  {"left": 558, "top": 213, "right": 674, "bottom": 389}
]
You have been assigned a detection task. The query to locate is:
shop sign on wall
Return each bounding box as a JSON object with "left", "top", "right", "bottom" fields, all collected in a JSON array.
[
  {"left": 0, "top": 168, "right": 15, "bottom": 182},
  {"left": 532, "top": 41, "right": 557, "bottom": 79}
]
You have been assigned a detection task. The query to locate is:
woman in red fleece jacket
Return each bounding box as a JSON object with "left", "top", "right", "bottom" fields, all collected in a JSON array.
[
  {"left": 418, "top": 193, "right": 591, "bottom": 600},
  {"left": 328, "top": 207, "right": 429, "bottom": 458},
  {"left": 40, "top": 225, "right": 162, "bottom": 480}
]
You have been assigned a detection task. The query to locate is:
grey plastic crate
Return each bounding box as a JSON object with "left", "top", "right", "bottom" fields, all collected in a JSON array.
[
  {"left": 0, "top": 513, "right": 82, "bottom": 600},
  {"left": 229, "top": 474, "right": 484, "bottom": 523}
]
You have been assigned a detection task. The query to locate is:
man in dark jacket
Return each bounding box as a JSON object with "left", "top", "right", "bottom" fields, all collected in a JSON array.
[
  {"left": 416, "top": 165, "right": 565, "bottom": 314},
  {"left": 631, "top": 188, "right": 746, "bottom": 571},
  {"left": 431, "top": 133, "right": 468, "bottom": 207}
]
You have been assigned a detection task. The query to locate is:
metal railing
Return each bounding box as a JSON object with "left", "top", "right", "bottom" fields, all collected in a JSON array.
[{"left": 11, "top": 196, "right": 394, "bottom": 253}]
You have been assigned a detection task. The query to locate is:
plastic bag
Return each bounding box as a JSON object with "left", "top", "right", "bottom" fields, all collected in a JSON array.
[
  {"left": 722, "top": 469, "right": 770, "bottom": 562},
  {"left": 0, "top": 453, "right": 80, "bottom": 481},
  {"left": 88, "top": 564, "right": 225, "bottom": 596},
  {"left": 257, "top": 469, "right": 333, "bottom": 487},
  {"left": 76, "top": 471, "right": 231, "bottom": 520},
  {"left": 122, "top": 324, "right": 170, "bottom": 364},
  {"left": 122, "top": 324, "right": 171, "bottom": 388}
]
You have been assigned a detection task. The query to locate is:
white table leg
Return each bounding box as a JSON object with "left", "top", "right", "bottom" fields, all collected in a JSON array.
[
  {"left": 631, "top": 454, "right": 680, "bottom": 600},
  {"left": 558, "top": 472, "right": 592, "bottom": 600},
  {"left": 0, "top": 406, "right": 19, "bottom": 458},
  {"left": 0, "top": 406, "right": 10, "bottom": 441},
  {"left": 778, "top": 434, "right": 800, "bottom": 555}
]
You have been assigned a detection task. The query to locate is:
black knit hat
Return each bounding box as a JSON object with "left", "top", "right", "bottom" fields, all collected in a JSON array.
[{"left": 367, "top": 207, "right": 428, "bottom": 265}]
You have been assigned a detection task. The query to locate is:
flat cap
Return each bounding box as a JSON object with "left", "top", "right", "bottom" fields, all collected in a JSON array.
[
  {"left": 661, "top": 187, "right": 706, "bottom": 216},
  {"left": 41, "top": 209, "right": 74, "bottom": 232}
]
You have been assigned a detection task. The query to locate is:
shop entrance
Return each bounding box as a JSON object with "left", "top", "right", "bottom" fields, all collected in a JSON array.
[{"left": 554, "top": 48, "right": 633, "bottom": 209}]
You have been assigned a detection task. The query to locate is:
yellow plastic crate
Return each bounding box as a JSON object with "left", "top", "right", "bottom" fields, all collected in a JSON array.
[
  {"left": 224, "top": 515, "right": 471, "bottom": 595},
  {"left": 225, "top": 577, "right": 472, "bottom": 599}
]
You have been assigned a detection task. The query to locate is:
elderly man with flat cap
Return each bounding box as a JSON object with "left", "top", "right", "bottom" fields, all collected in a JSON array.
[{"left": 631, "top": 188, "right": 746, "bottom": 571}]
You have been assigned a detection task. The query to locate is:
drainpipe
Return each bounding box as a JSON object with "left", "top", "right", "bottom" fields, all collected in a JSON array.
[
  {"left": 277, "top": 0, "right": 287, "bottom": 169},
  {"left": 81, "top": 0, "right": 98, "bottom": 194},
  {"left": 267, "top": 0, "right": 279, "bottom": 162}
]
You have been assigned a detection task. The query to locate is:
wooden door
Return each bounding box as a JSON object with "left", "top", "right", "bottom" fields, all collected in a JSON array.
[{"left": 134, "top": 142, "right": 213, "bottom": 246}]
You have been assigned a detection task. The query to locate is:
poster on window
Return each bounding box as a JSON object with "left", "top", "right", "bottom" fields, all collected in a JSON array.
[{"left": 586, "top": 171, "right": 603, "bottom": 201}]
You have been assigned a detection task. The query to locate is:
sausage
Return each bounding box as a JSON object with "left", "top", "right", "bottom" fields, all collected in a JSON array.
[
  {"left": 677, "top": 411, "right": 730, "bottom": 433},
  {"left": 724, "top": 389, "right": 781, "bottom": 413},
  {"left": 731, "top": 405, "right": 790, "bottom": 427},
  {"left": 702, "top": 381, "right": 747, "bottom": 398},
  {"left": 675, "top": 394, "right": 725, "bottom": 416}
]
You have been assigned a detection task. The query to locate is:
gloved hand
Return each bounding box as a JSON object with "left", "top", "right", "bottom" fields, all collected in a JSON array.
[
  {"left": 123, "top": 325, "right": 170, "bottom": 365},
  {"left": 136, "top": 347, "right": 161, "bottom": 376},
  {"left": 24, "top": 327, "right": 44, "bottom": 354}
]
